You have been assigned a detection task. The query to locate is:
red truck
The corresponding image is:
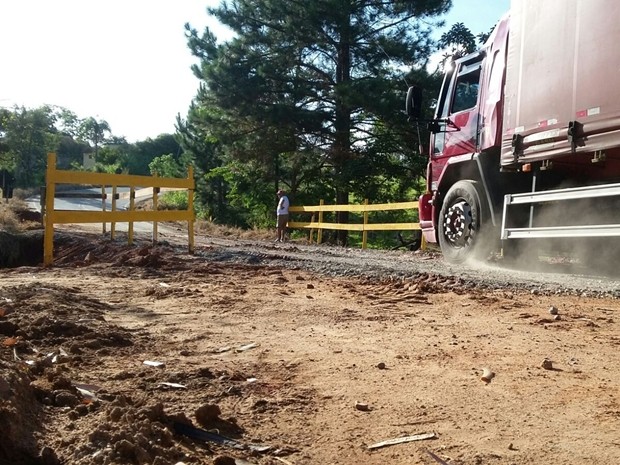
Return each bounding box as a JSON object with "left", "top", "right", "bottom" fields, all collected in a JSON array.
[{"left": 407, "top": 0, "right": 620, "bottom": 264}]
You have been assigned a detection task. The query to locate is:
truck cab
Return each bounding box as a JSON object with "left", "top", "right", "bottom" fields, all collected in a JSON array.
[{"left": 416, "top": 15, "right": 510, "bottom": 263}]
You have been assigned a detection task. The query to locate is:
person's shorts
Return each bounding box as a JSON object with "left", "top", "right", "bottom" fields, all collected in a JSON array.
[{"left": 277, "top": 214, "right": 289, "bottom": 228}]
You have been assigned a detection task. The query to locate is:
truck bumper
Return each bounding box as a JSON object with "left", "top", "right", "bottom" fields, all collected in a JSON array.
[{"left": 419, "top": 193, "right": 437, "bottom": 244}]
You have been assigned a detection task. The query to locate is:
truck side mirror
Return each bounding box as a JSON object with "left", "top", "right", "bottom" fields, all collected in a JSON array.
[
  {"left": 427, "top": 122, "right": 442, "bottom": 133},
  {"left": 406, "top": 85, "right": 423, "bottom": 119}
]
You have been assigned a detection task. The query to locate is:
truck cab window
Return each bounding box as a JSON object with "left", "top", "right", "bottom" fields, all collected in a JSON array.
[
  {"left": 431, "top": 54, "right": 483, "bottom": 156},
  {"left": 451, "top": 67, "right": 481, "bottom": 113}
]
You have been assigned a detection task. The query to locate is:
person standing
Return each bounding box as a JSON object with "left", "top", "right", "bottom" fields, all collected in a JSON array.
[{"left": 275, "top": 189, "right": 289, "bottom": 242}]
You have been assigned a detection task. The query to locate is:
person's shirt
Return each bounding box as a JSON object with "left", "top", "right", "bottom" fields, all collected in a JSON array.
[{"left": 277, "top": 195, "right": 290, "bottom": 215}]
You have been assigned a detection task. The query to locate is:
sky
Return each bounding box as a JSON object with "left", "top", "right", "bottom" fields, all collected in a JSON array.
[{"left": 0, "top": 0, "right": 509, "bottom": 143}]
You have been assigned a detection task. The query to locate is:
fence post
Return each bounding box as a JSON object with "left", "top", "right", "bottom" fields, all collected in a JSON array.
[
  {"left": 362, "top": 199, "right": 369, "bottom": 249},
  {"left": 111, "top": 185, "right": 117, "bottom": 240},
  {"left": 128, "top": 187, "right": 135, "bottom": 245},
  {"left": 43, "top": 153, "right": 57, "bottom": 267},
  {"left": 187, "top": 165, "right": 195, "bottom": 254},
  {"left": 152, "top": 183, "right": 159, "bottom": 245},
  {"left": 317, "top": 199, "right": 324, "bottom": 244},
  {"left": 101, "top": 186, "right": 107, "bottom": 235},
  {"left": 309, "top": 213, "right": 316, "bottom": 243}
]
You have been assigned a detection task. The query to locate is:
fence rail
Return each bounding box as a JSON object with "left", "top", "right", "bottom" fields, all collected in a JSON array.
[
  {"left": 43, "top": 152, "right": 195, "bottom": 266},
  {"left": 288, "top": 199, "right": 422, "bottom": 249}
]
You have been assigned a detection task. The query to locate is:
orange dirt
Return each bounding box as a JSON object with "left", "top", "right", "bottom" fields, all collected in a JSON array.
[{"left": 1, "top": 230, "right": 619, "bottom": 465}]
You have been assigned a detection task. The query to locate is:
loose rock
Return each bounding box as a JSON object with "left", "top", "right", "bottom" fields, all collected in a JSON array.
[
  {"left": 541, "top": 358, "right": 553, "bottom": 370},
  {"left": 196, "top": 403, "right": 221, "bottom": 426},
  {"left": 355, "top": 401, "right": 371, "bottom": 412},
  {"left": 213, "top": 456, "right": 236, "bottom": 465}
]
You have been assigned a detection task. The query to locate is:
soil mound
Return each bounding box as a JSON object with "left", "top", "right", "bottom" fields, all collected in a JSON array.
[{"left": 0, "top": 230, "right": 44, "bottom": 268}]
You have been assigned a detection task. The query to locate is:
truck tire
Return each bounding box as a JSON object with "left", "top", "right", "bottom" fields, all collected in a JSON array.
[{"left": 438, "top": 180, "right": 491, "bottom": 263}]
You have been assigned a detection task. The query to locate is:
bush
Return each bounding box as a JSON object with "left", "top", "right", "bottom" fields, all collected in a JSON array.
[
  {"left": 11, "top": 188, "right": 39, "bottom": 201},
  {"left": 0, "top": 199, "right": 42, "bottom": 232},
  {"left": 158, "top": 191, "right": 189, "bottom": 210},
  {"left": 0, "top": 203, "right": 21, "bottom": 232},
  {"left": 195, "top": 219, "right": 273, "bottom": 241}
]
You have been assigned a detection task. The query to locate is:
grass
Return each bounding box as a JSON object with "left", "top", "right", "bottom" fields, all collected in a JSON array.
[
  {"left": 0, "top": 201, "right": 22, "bottom": 232},
  {"left": 0, "top": 199, "right": 43, "bottom": 233}
]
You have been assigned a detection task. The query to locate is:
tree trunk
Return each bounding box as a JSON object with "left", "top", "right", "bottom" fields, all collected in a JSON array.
[
  {"left": 335, "top": 189, "right": 349, "bottom": 246},
  {"left": 333, "top": 9, "right": 352, "bottom": 247}
]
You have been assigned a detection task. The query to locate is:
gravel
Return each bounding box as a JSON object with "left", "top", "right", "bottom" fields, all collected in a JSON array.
[{"left": 196, "top": 237, "right": 620, "bottom": 299}]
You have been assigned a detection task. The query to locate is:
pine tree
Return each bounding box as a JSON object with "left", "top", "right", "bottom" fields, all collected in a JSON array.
[{"left": 183, "top": 0, "right": 451, "bottom": 237}]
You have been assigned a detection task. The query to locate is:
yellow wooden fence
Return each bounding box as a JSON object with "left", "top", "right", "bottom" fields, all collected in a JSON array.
[
  {"left": 288, "top": 199, "right": 423, "bottom": 249},
  {"left": 43, "top": 152, "right": 195, "bottom": 266}
]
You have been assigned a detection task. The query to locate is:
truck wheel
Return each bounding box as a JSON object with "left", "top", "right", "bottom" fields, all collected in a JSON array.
[{"left": 438, "top": 180, "right": 491, "bottom": 263}]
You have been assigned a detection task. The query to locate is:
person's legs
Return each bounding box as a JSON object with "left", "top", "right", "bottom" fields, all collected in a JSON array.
[
  {"left": 277, "top": 214, "right": 289, "bottom": 241},
  {"left": 276, "top": 215, "right": 283, "bottom": 241},
  {"left": 281, "top": 214, "right": 288, "bottom": 241}
]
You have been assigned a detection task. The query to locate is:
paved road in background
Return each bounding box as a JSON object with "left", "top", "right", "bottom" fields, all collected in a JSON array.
[{"left": 27, "top": 187, "right": 155, "bottom": 233}]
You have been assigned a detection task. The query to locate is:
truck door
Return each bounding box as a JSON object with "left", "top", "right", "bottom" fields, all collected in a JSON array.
[{"left": 432, "top": 54, "right": 483, "bottom": 160}]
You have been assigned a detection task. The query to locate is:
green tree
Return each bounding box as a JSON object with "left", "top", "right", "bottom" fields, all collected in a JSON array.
[
  {"left": 54, "top": 107, "right": 82, "bottom": 137},
  {"left": 126, "top": 134, "right": 183, "bottom": 175},
  {"left": 176, "top": 103, "right": 231, "bottom": 222},
  {"left": 57, "top": 134, "right": 90, "bottom": 169},
  {"left": 78, "top": 117, "right": 111, "bottom": 162},
  {"left": 477, "top": 26, "right": 496, "bottom": 45},
  {"left": 0, "top": 106, "right": 59, "bottom": 187},
  {"left": 0, "top": 108, "right": 13, "bottom": 170},
  {"left": 184, "top": 0, "right": 451, "bottom": 238},
  {"left": 91, "top": 143, "right": 130, "bottom": 173},
  {"left": 149, "top": 153, "right": 184, "bottom": 177},
  {"left": 439, "top": 22, "right": 477, "bottom": 58},
  {"left": 437, "top": 22, "right": 494, "bottom": 69}
]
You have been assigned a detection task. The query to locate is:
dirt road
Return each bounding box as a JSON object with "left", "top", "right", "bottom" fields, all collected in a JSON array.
[{"left": 1, "top": 229, "right": 620, "bottom": 465}]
